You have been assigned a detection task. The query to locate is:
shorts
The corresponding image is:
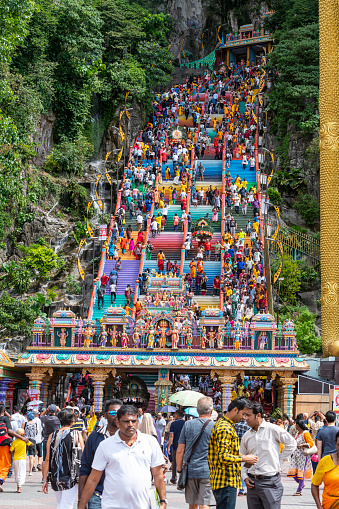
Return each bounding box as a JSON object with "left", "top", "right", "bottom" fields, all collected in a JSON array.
[
  {"left": 36, "top": 442, "right": 43, "bottom": 458},
  {"left": 27, "top": 439, "right": 36, "bottom": 456},
  {"left": 185, "top": 478, "right": 215, "bottom": 506},
  {"left": 205, "top": 250, "right": 210, "bottom": 256}
]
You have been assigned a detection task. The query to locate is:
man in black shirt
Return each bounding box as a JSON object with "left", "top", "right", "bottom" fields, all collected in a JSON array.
[
  {"left": 167, "top": 409, "right": 185, "bottom": 485},
  {"left": 40, "top": 404, "right": 61, "bottom": 461}
]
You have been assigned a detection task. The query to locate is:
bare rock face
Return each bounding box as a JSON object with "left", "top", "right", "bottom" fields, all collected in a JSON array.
[
  {"left": 31, "top": 112, "right": 56, "bottom": 166},
  {"left": 167, "top": 0, "right": 205, "bottom": 61},
  {"left": 166, "top": 0, "right": 270, "bottom": 63},
  {"left": 100, "top": 101, "right": 143, "bottom": 159}
]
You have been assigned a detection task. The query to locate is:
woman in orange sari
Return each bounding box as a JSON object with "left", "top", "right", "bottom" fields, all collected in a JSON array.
[{"left": 311, "top": 431, "right": 339, "bottom": 509}]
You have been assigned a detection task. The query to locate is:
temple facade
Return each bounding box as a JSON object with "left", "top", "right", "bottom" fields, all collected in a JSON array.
[{"left": 17, "top": 304, "right": 309, "bottom": 415}]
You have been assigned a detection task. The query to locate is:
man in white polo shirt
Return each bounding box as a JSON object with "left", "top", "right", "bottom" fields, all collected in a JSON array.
[{"left": 78, "top": 405, "right": 167, "bottom": 509}]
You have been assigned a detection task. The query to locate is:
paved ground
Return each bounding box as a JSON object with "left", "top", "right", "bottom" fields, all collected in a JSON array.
[{"left": 1, "top": 463, "right": 319, "bottom": 508}]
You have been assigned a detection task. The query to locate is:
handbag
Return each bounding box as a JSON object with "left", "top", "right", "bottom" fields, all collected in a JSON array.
[
  {"left": 300, "top": 430, "right": 317, "bottom": 457},
  {"left": 303, "top": 444, "right": 318, "bottom": 456},
  {"left": 177, "top": 419, "right": 210, "bottom": 491}
]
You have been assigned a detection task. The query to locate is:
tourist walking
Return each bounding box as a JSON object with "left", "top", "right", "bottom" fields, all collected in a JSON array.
[
  {"left": 9, "top": 428, "right": 31, "bottom": 493},
  {"left": 235, "top": 418, "right": 250, "bottom": 496},
  {"left": 23, "top": 411, "right": 37, "bottom": 475},
  {"left": 287, "top": 419, "right": 315, "bottom": 496},
  {"left": 78, "top": 405, "right": 167, "bottom": 509},
  {"left": 316, "top": 410, "right": 338, "bottom": 458},
  {"left": 176, "top": 396, "right": 215, "bottom": 508},
  {"left": 208, "top": 398, "right": 258, "bottom": 509},
  {"left": 241, "top": 403, "right": 297, "bottom": 507},
  {"left": 79, "top": 399, "right": 122, "bottom": 509},
  {"left": 167, "top": 408, "right": 185, "bottom": 484},
  {"left": 311, "top": 430, "right": 339, "bottom": 509},
  {"left": 42, "top": 408, "right": 84, "bottom": 509}
]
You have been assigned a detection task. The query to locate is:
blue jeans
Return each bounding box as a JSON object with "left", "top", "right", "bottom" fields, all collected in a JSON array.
[
  {"left": 213, "top": 486, "right": 237, "bottom": 509},
  {"left": 88, "top": 493, "right": 102, "bottom": 509},
  {"left": 239, "top": 477, "right": 246, "bottom": 493}
]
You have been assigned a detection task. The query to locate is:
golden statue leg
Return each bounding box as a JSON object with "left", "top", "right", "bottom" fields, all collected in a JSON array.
[{"left": 319, "top": 0, "right": 339, "bottom": 356}]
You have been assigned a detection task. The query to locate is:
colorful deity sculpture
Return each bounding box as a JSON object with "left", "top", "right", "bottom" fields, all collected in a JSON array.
[
  {"left": 160, "top": 389, "right": 167, "bottom": 407},
  {"left": 133, "top": 327, "right": 141, "bottom": 348},
  {"left": 120, "top": 326, "right": 129, "bottom": 348},
  {"left": 144, "top": 293, "right": 152, "bottom": 307},
  {"left": 186, "top": 328, "right": 193, "bottom": 348},
  {"left": 259, "top": 331, "right": 268, "bottom": 350},
  {"left": 57, "top": 327, "right": 68, "bottom": 347},
  {"left": 157, "top": 322, "right": 169, "bottom": 348},
  {"left": 147, "top": 326, "right": 155, "bottom": 349},
  {"left": 160, "top": 291, "right": 168, "bottom": 307},
  {"left": 171, "top": 323, "right": 179, "bottom": 349},
  {"left": 217, "top": 326, "right": 224, "bottom": 349},
  {"left": 168, "top": 293, "right": 175, "bottom": 307},
  {"left": 153, "top": 292, "right": 161, "bottom": 307},
  {"left": 83, "top": 326, "right": 94, "bottom": 348},
  {"left": 208, "top": 329, "right": 216, "bottom": 349},
  {"left": 109, "top": 326, "right": 118, "bottom": 347},
  {"left": 99, "top": 324, "right": 108, "bottom": 347},
  {"left": 201, "top": 327, "right": 208, "bottom": 349}
]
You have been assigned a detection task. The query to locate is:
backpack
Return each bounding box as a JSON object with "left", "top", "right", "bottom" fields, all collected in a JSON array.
[{"left": 0, "top": 419, "right": 12, "bottom": 446}]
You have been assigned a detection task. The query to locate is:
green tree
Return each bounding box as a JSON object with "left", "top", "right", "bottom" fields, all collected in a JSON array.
[
  {"left": 272, "top": 255, "right": 301, "bottom": 304},
  {"left": 45, "top": 136, "right": 93, "bottom": 175},
  {"left": 20, "top": 242, "right": 64, "bottom": 280},
  {"left": 265, "top": 24, "right": 319, "bottom": 135},
  {"left": 294, "top": 194, "right": 320, "bottom": 227},
  {"left": 0, "top": 292, "right": 40, "bottom": 337},
  {"left": 47, "top": 0, "right": 104, "bottom": 139},
  {"left": 294, "top": 308, "right": 322, "bottom": 354},
  {"left": 0, "top": 0, "right": 36, "bottom": 65}
]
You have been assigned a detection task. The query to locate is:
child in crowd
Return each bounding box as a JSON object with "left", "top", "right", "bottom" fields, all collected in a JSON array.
[{"left": 10, "top": 428, "right": 32, "bottom": 493}]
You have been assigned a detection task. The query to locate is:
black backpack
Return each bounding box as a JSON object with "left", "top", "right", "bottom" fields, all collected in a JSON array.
[{"left": 0, "top": 419, "right": 12, "bottom": 446}]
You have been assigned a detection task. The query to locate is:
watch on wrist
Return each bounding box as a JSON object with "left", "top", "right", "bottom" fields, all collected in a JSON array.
[{"left": 160, "top": 499, "right": 168, "bottom": 505}]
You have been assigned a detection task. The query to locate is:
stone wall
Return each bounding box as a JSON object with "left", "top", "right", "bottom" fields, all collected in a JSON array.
[{"left": 31, "top": 112, "right": 55, "bottom": 166}]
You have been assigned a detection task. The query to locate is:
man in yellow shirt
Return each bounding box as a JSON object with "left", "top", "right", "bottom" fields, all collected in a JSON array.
[
  {"left": 86, "top": 407, "right": 97, "bottom": 435},
  {"left": 208, "top": 398, "right": 258, "bottom": 509}
]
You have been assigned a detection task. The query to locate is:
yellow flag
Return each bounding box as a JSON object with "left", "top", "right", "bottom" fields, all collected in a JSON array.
[
  {"left": 252, "top": 112, "right": 257, "bottom": 123},
  {"left": 117, "top": 147, "right": 123, "bottom": 161},
  {"left": 217, "top": 26, "right": 222, "bottom": 44},
  {"left": 120, "top": 110, "right": 124, "bottom": 120},
  {"left": 87, "top": 201, "right": 93, "bottom": 214},
  {"left": 119, "top": 126, "right": 125, "bottom": 141},
  {"left": 105, "top": 171, "right": 112, "bottom": 185},
  {"left": 105, "top": 151, "right": 111, "bottom": 162},
  {"left": 126, "top": 109, "right": 131, "bottom": 120},
  {"left": 78, "top": 257, "right": 85, "bottom": 281},
  {"left": 87, "top": 218, "right": 94, "bottom": 238},
  {"left": 125, "top": 92, "right": 129, "bottom": 102}
]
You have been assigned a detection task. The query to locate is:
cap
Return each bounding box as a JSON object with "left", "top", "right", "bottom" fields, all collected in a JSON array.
[{"left": 49, "top": 404, "right": 57, "bottom": 412}]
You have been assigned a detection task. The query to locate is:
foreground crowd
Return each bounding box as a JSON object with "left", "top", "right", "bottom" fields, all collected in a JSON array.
[{"left": 0, "top": 398, "right": 338, "bottom": 509}]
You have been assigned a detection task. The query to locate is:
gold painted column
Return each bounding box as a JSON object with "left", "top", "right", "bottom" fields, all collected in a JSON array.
[
  {"left": 213, "top": 370, "right": 244, "bottom": 412},
  {"left": 280, "top": 375, "right": 297, "bottom": 417},
  {"left": 154, "top": 380, "right": 172, "bottom": 412},
  {"left": 246, "top": 46, "right": 250, "bottom": 66},
  {"left": 319, "top": 0, "right": 339, "bottom": 356},
  {"left": 26, "top": 372, "right": 45, "bottom": 401},
  {"left": 226, "top": 49, "right": 230, "bottom": 67},
  {"left": 90, "top": 368, "right": 116, "bottom": 412}
]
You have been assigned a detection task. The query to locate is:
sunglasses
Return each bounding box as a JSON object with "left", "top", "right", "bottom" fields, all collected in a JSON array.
[{"left": 109, "top": 410, "right": 117, "bottom": 416}]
